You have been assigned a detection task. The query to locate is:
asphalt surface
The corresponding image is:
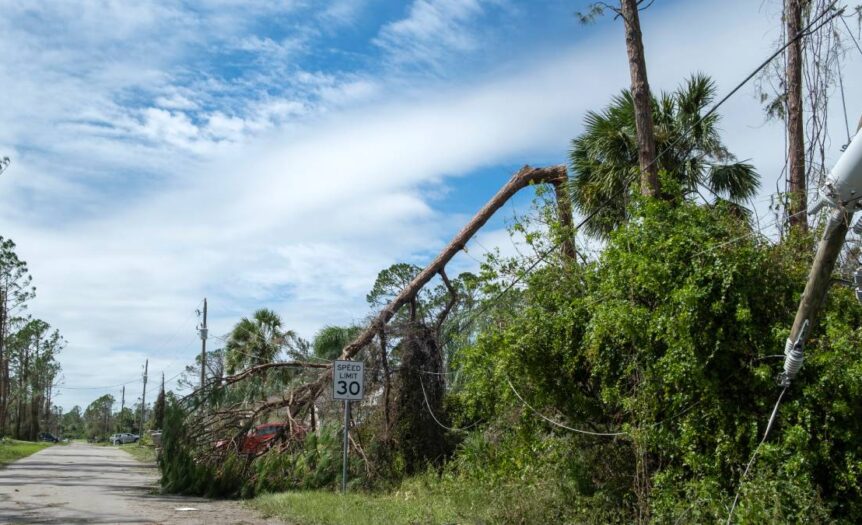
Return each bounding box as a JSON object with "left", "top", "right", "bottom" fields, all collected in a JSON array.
[{"left": 0, "top": 442, "right": 282, "bottom": 524}]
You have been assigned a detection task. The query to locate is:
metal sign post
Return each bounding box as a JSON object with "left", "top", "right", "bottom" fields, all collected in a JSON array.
[
  {"left": 342, "top": 399, "right": 350, "bottom": 493},
  {"left": 333, "top": 360, "right": 364, "bottom": 493}
]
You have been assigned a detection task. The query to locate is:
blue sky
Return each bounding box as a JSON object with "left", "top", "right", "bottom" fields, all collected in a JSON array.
[{"left": 1, "top": 0, "right": 860, "bottom": 409}]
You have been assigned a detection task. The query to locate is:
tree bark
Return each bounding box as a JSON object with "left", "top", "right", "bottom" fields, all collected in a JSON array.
[
  {"left": 787, "top": 0, "right": 808, "bottom": 231},
  {"left": 619, "top": 0, "right": 660, "bottom": 197},
  {"left": 551, "top": 177, "right": 577, "bottom": 260}
]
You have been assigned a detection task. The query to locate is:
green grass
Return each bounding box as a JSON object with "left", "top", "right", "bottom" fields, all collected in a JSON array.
[
  {"left": 119, "top": 443, "right": 157, "bottom": 463},
  {"left": 249, "top": 476, "right": 522, "bottom": 525},
  {"left": 249, "top": 471, "right": 582, "bottom": 525},
  {"left": 252, "top": 491, "right": 474, "bottom": 525},
  {"left": 0, "top": 439, "right": 53, "bottom": 467}
]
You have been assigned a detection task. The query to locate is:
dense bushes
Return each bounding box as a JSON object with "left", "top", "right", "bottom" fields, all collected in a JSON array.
[{"left": 450, "top": 199, "right": 862, "bottom": 522}]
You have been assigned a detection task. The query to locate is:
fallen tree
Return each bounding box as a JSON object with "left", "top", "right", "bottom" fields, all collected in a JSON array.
[{"left": 168, "top": 164, "right": 575, "bottom": 490}]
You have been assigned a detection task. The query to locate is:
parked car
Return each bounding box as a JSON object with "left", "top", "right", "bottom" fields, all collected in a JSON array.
[
  {"left": 38, "top": 432, "right": 59, "bottom": 443},
  {"left": 109, "top": 433, "right": 139, "bottom": 445},
  {"left": 215, "top": 422, "right": 306, "bottom": 455}
]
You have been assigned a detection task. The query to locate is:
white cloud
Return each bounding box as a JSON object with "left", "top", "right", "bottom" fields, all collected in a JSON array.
[
  {"left": 3, "top": 0, "right": 858, "bottom": 409},
  {"left": 374, "top": 0, "right": 492, "bottom": 68}
]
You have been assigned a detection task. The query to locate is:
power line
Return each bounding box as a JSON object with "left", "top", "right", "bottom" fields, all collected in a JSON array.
[
  {"left": 416, "top": 2, "right": 844, "bottom": 443},
  {"left": 725, "top": 386, "right": 788, "bottom": 525},
  {"left": 418, "top": 375, "right": 480, "bottom": 434},
  {"left": 53, "top": 377, "right": 143, "bottom": 391},
  {"left": 840, "top": 13, "right": 862, "bottom": 58},
  {"left": 505, "top": 375, "right": 626, "bottom": 437},
  {"left": 53, "top": 303, "right": 201, "bottom": 393}
]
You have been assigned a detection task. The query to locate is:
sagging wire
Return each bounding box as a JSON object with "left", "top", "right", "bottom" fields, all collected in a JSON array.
[
  {"left": 724, "top": 386, "right": 788, "bottom": 525},
  {"left": 418, "top": 375, "right": 481, "bottom": 434},
  {"left": 505, "top": 375, "right": 626, "bottom": 437}
]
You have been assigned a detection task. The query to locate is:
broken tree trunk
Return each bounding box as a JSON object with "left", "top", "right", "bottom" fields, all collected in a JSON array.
[
  {"left": 786, "top": 0, "right": 808, "bottom": 232},
  {"left": 619, "top": 0, "right": 660, "bottom": 198},
  {"left": 271, "top": 165, "right": 573, "bottom": 417},
  {"left": 337, "top": 164, "right": 570, "bottom": 362}
]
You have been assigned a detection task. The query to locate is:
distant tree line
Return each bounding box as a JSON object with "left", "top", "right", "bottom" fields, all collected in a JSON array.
[{"left": 0, "top": 237, "right": 64, "bottom": 440}]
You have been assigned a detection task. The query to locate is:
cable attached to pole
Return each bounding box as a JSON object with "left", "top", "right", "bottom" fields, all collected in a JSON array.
[{"left": 725, "top": 386, "right": 788, "bottom": 525}]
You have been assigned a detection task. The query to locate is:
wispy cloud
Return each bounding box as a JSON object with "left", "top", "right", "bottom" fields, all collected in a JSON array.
[{"left": 374, "top": 0, "right": 500, "bottom": 69}]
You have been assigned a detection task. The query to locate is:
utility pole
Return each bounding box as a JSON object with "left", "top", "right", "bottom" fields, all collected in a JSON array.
[
  {"left": 784, "top": 122, "right": 862, "bottom": 384},
  {"left": 120, "top": 385, "right": 125, "bottom": 432},
  {"left": 200, "top": 298, "right": 208, "bottom": 389},
  {"left": 783, "top": 209, "right": 853, "bottom": 384},
  {"left": 140, "top": 359, "right": 148, "bottom": 434}
]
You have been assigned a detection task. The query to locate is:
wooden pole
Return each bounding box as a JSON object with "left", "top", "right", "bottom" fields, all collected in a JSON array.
[
  {"left": 200, "top": 298, "right": 207, "bottom": 389},
  {"left": 788, "top": 209, "right": 854, "bottom": 347},
  {"left": 120, "top": 385, "right": 125, "bottom": 432},
  {"left": 140, "top": 359, "right": 148, "bottom": 433}
]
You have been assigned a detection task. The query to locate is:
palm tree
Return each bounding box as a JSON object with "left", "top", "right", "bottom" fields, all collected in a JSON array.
[
  {"left": 569, "top": 73, "right": 759, "bottom": 238},
  {"left": 224, "top": 308, "right": 291, "bottom": 374},
  {"left": 312, "top": 325, "right": 362, "bottom": 361}
]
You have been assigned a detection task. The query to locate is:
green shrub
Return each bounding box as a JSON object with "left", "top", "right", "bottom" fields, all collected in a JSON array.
[{"left": 451, "top": 199, "right": 862, "bottom": 523}]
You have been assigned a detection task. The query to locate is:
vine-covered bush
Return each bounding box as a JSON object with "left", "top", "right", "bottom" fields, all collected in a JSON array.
[{"left": 452, "top": 199, "right": 862, "bottom": 523}]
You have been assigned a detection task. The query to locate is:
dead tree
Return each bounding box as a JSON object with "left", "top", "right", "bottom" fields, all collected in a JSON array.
[
  {"left": 787, "top": 0, "right": 808, "bottom": 231},
  {"left": 619, "top": 0, "right": 660, "bottom": 197}
]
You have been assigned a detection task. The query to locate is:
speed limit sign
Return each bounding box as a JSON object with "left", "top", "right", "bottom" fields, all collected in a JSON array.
[{"left": 333, "top": 360, "right": 364, "bottom": 401}]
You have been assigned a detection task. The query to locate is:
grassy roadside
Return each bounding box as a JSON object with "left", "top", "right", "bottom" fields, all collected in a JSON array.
[
  {"left": 248, "top": 476, "right": 530, "bottom": 525},
  {"left": 118, "top": 443, "right": 158, "bottom": 463},
  {"left": 0, "top": 439, "right": 53, "bottom": 467},
  {"left": 252, "top": 490, "right": 475, "bottom": 525}
]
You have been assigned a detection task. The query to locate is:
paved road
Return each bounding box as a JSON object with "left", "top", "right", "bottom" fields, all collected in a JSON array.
[{"left": 0, "top": 443, "right": 282, "bottom": 524}]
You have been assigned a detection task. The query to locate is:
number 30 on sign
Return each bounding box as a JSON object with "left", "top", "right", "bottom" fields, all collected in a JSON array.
[{"left": 333, "top": 360, "right": 364, "bottom": 401}]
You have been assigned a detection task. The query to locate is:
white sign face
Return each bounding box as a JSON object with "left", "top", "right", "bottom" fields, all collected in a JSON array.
[{"left": 333, "top": 360, "right": 364, "bottom": 401}]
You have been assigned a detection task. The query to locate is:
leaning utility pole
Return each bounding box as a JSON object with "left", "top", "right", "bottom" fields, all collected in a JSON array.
[
  {"left": 783, "top": 124, "right": 862, "bottom": 384},
  {"left": 786, "top": 0, "right": 808, "bottom": 231},
  {"left": 619, "top": 0, "right": 660, "bottom": 197},
  {"left": 200, "top": 298, "right": 208, "bottom": 389},
  {"left": 140, "top": 359, "right": 148, "bottom": 433}
]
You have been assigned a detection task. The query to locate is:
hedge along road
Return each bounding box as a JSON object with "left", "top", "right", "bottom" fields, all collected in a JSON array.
[{"left": 0, "top": 442, "right": 282, "bottom": 524}]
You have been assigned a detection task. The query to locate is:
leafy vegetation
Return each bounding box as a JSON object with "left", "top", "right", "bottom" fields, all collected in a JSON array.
[
  {"left": 449, "top": 195, "right": 862, "bottom": 522},
  {"left": 569, "top": 74, "right": 758, "bottom": 237}
]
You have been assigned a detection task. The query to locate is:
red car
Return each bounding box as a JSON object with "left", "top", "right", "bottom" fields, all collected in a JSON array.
[{"left": 216, "top": 422, "right": 306, "bottom": 455}]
